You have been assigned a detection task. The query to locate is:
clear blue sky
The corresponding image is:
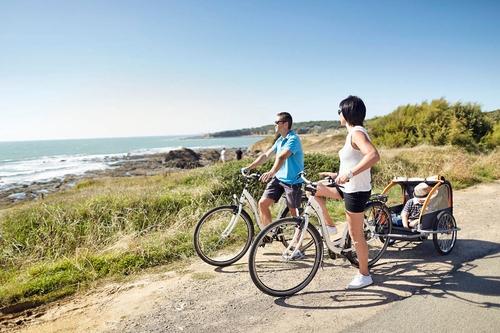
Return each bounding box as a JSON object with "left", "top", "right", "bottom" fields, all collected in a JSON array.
[{"left": 1, "top": 0, "right": 499, "bottom": 141}]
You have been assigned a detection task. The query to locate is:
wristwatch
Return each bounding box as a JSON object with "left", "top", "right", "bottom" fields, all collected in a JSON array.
[{"left": 347, "top": 170, "right": 354, "bottom": 180}]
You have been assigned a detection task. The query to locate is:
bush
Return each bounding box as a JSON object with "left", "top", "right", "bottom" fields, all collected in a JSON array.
[{"left": 369, "top": 99, "right": 495, "bottom": 151}]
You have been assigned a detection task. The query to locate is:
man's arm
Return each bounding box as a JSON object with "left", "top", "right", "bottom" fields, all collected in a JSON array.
[
  {"left": 245, "top": 146, "right": 275, "bottom": 170},
  {"left": 260, "top": 149, "right": 291, "bottom": 182}
]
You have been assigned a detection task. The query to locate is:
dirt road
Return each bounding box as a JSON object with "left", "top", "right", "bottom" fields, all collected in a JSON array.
[{"left": 4, "top": 181, "right": 500, "bottom": 333}]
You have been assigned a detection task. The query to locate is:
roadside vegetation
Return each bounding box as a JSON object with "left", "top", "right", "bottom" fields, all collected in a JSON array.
[{"left": 0, "top": 147, "right": 498, "bottom": 308}]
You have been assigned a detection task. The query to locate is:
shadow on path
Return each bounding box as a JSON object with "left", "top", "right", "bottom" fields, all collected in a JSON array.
[{"left": 274, "top": 238, "right": 500, "bottom": 310}]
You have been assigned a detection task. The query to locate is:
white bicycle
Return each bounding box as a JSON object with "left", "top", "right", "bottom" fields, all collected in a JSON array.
[
  {"left": 194, "top": 169, "right": 315, "bottom": 267},
  {"left": 248, "top": 172, "right": 392, "bottom": 297}
]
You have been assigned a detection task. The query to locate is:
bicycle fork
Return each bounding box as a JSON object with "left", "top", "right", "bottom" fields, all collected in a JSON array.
[
  {"left": 283, "top": 215, "right": 309, "bottom": 261},
  {"left": 221, "top": 193, "right": 246, "bottom": 238}
]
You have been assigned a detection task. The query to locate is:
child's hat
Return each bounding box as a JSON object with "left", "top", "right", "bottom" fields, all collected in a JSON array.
[{"left": 414, "top": 183, "right": 431, "bottom": 198}]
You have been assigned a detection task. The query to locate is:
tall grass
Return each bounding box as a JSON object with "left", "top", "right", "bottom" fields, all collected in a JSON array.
[
  {"left": 374, "top": 146, "right": 500, "bottom": 189},
  {"left": 0, "top": 147, "right": 498, "bottom": 307}
]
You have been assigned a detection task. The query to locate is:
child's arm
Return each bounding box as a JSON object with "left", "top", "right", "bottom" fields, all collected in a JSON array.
[
  {"left": 401, "top": 211, "right": 409, "bottom": 229},
  {"left": 408, "top": 218, "right": 419, "bottom": 228},
  {"left": 401, "top": 200, "right": 412, "bottom": 229}
]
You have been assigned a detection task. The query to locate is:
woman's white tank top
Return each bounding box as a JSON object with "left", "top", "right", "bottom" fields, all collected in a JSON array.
[{"left": 338, "top": 126, "right": 372, "bottom": 193}]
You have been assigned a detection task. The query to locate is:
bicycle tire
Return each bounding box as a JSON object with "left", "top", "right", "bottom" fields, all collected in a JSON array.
[
  {"left": 344, "top": 201, "right": 392, "bottom": 268},
  {"left": 194, "top": 205, "right": 254, "bottom": 266},
  {"left": 248, "top": 217, "right": 323, "bottom": 297}
]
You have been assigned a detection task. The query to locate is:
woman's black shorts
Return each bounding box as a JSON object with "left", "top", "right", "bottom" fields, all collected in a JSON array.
[{"left": 338, "top": 188, "right": 371, "bottom": 213}]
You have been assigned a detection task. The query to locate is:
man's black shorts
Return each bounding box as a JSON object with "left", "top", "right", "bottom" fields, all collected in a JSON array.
[{"left": 262, "top": 177, "right": 302, "bottom": 209}]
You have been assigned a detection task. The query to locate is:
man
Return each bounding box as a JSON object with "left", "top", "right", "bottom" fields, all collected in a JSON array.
[
  {"left": 244, "top": 112, "right": 304, "bottom": 226},
  {"left": 235, "top": 148, "right": 243, "bottom": 160}
]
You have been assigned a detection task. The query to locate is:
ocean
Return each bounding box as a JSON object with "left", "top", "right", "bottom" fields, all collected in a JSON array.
[{"left": 0, "top": 135, "right": 264, "bottom": 191}]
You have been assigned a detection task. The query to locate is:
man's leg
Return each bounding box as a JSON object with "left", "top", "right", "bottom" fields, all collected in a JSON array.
[
  {"left": 284, "top": 184, "right": 307, "bottom": 257},
  {"left": 283, "top": 183, "right": 303, "bottom": 217},
  {"left": 258, "top": 197, "right": 275, "bottom": 226},
  {"left": 259, "top": 178, "right": 284, "bottom": 227}
]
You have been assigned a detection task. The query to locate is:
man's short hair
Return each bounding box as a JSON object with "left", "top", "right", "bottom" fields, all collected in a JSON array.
[
  {"left": 339, "top": 96, "right": 366, "bottom": 126},
  {"left": 277, "top": 112, "right": 293, "bottom": 130}
]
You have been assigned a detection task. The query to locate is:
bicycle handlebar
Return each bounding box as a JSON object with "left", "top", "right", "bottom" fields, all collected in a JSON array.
[
  {"left": 241, "top": 168, "right": 261, "bottom": 180},
  {"left": 299, "top": 171, "right": 344, "bottom": 190},
  {"left": 299, "top": 171, "right": 313, "bottom": 185}
]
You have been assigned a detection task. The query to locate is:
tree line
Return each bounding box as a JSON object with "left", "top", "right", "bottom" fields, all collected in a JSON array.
[{"left": 207, "top": 120, "right": 341, "bottom": 137}]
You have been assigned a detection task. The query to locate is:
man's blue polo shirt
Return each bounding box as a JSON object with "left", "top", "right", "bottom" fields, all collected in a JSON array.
[{"left": 272, "top": 130, "right": 304, "bottom": 185}]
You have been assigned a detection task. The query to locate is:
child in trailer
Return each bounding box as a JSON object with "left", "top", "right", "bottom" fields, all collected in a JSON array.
[{"left": 402, "top": 182, "right": 431, "bottom": 229}]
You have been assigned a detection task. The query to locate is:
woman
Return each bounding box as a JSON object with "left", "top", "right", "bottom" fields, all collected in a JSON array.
[{"left": 315, "top": 95, "right": 380, "bottom": 289}]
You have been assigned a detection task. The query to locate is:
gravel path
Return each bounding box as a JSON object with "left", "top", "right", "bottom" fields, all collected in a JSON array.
[{"left": 7, "top": 181, "right": 500, "bottom": 333}]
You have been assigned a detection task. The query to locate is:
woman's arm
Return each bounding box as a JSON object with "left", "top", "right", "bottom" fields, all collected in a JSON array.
[
  {"left": 335, "top": 131, "right": 380, "bottom": 184},
  {"left": 319, "top": 171, "right": 337, "bottom": 179}
]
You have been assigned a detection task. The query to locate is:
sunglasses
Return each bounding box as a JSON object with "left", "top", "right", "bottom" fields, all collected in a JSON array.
[
  {"left": 337, "top": 109, "right": 342, "bottom": 115},
  {"left": 274, "top": 120, "right": 287, "bottom": 125}
]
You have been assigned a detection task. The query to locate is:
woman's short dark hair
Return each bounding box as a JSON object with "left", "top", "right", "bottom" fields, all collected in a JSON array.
[
  {"left": 339, "top": 96, "right": 366, "bottom": 126},
  {"left": 277, "top": 112, "right": 293, "bottom": 130}
]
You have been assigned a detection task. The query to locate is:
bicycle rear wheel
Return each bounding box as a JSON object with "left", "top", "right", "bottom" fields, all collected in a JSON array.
[
  {"left": 194, "top": 205, "right": 254, "bottom": 266},
  {"left": 248, "top": 217, "right": 323, "bottom": 297},
  {"left": 344, "top": 201, "right": 392, "bottom": 268}
]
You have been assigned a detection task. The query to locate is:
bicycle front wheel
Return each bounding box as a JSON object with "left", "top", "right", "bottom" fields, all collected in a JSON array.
[
  {"left": 248, "top": 218, "right": 323, "bottom": 297},
  {"left": 194, "top": 205, "right": 254, "bottom": 266}
]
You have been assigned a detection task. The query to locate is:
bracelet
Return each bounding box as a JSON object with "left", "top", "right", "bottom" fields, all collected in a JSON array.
[{"left": 347, "top": 170, "right": 354, "bottom": 179}]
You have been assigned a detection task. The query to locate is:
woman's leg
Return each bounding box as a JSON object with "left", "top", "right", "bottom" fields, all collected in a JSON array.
[
  {"left": 315, "top": 196, "right": 335, "bottom": 227},
  {"left": 346, "top": 210, "right": 369, "bottom": 276},
  {"left": 315, "top": 182, "right": 342, "bottom": 227}
]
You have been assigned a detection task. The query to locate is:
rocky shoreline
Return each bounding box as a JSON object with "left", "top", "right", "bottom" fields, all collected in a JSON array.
[{"left": 0, "top": 147, "right": 251, "bottom": 208}]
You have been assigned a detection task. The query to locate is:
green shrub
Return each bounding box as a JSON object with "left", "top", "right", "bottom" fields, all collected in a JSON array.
[{"left": 369, "top": 99, "right": 495, "bottom": 151}]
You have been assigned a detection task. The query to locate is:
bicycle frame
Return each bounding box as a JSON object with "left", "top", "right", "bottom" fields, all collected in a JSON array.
[
  {"left": 223, "top": 184, "right": 287, "bottom": 237},
  {"left": 285, "top": 195, "right": 353, "bottom": 260}
]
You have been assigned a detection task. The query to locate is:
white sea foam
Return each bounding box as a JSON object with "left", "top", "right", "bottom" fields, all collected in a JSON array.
[
  {"left": 128, "top": 146, "right": 178, "bottom": 155},
  {"left": 0, "top": 154, "right": 115, "bottom": 191}
]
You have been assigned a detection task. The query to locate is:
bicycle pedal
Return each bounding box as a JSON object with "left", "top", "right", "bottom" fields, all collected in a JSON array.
[
  {"left": 327, "top": 249, "right": 337, "bottom": 260},
  {"left": 262, "top": 235, "right": 273, "bottom": 244}
]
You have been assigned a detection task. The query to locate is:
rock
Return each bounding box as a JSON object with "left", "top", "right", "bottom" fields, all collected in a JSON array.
[
  {"left": 163, "top": 148, "right": 201, "bottom": 169},
  {"left": 198, "top": 149, "right": 221, "bottom": 163}
]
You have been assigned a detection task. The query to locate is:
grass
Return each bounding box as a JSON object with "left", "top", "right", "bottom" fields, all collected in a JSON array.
[{"left": 0, "top": 146, "right": 498, "bottom": 308}]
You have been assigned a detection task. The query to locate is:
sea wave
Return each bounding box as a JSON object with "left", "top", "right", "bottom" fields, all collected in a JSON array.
[{"left": 0, "top": 154, "right": 115, "bottom": 189}]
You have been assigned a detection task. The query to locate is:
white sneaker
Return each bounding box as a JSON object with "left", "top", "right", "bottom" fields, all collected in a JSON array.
[
  {"left": 282, "top": 250, "right": 305, "bottom": 261},
  {"left": 319, "top": 225, "right": 338, "bottom": 238},
  {"left": 326, "top": 225, "right": 338, "bottom": 235},
  {"left": 347, "top": 273, "right": 373, "bottom": 289}
]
